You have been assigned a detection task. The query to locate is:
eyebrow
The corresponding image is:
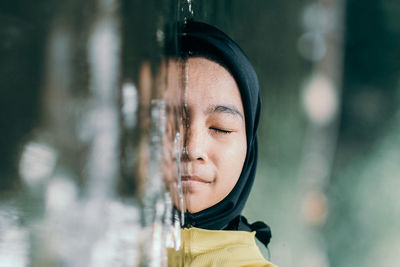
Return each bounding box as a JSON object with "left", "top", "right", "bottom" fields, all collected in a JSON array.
[{"left": 205, "top": 104, "right": 244, "bottom": 120}]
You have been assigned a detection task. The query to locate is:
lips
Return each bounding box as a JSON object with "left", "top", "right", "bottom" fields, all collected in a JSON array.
[{"left": 181, "top": 175, "right": 212, "bottom": 183}]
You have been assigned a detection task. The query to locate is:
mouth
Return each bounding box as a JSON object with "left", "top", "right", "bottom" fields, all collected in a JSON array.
[{"left": 181, "top": 176, "right": 212, "bottom": 184}]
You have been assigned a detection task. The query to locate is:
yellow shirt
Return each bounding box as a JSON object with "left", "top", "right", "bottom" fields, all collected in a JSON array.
[{"left": 168, "top": 227, "right": 276, "bottom": 267}]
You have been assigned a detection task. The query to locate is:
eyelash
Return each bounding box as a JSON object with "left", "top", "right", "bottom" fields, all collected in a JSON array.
[{"left": 209, "top": 127, "right": 232, "bottom": 134}]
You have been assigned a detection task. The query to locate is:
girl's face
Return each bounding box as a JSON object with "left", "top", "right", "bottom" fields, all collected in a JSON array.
[{"left": 180, "top": 57, "right": 247, "bottom": 213}]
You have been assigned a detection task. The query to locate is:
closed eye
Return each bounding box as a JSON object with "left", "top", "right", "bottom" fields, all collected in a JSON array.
[{"left": 209, "top": 127, "right": 232, "bottom": 134}]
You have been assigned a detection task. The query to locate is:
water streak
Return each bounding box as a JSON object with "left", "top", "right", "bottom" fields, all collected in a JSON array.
[{"left": 175, "top": 132, "right": 185, "bottom": 225}]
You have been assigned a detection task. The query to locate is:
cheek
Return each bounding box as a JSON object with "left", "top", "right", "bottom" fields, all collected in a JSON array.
[{"left": 212, "top": 134, "right": 247, "bottom": 183}]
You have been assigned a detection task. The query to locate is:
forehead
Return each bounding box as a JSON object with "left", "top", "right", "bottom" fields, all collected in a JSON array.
[
  {"left": 186, "top": 57, "right": 233, "bottom": 83},
  {"left": 185, "top": 57, "right": 243, "bottom": 110}
]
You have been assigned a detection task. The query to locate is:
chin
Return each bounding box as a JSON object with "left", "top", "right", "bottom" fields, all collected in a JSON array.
[
  {"left": 169, "top": 183, "right": 218, "bottom": 213},
  {"left": 183, "top": 192, "right": 214, "bottom": 213}
]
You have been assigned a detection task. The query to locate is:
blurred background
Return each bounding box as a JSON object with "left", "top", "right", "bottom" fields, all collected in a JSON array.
[{"left": 1, "top": 0, "right": 399, "bottom": 266}]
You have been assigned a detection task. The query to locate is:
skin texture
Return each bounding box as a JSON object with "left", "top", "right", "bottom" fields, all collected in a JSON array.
[{"left": 178, "top": 57, "right": 247, "bottom": 213}]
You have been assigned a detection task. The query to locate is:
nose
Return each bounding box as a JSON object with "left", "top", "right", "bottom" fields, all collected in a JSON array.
[{"left": 182, "top": 124, "right": 208, "bottom": 162}]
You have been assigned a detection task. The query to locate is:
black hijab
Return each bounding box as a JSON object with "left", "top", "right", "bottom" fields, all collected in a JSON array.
[{"left": 172, "top": 20, "right": 271, "bottom": 248}]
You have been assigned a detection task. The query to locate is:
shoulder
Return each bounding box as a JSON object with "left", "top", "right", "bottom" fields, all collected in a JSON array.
[{"left": 170, "top": 227, "right": 277, "bottom": 267}]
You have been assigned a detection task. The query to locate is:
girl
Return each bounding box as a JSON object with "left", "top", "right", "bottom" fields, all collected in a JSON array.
[{"left": 167, "top": 21, "right": 275, "bottom": 267}]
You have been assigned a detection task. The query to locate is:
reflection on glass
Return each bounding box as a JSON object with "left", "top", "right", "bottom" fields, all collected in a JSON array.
[{"left": 1, "top": 0, "right": 185, "bottom": 266}]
